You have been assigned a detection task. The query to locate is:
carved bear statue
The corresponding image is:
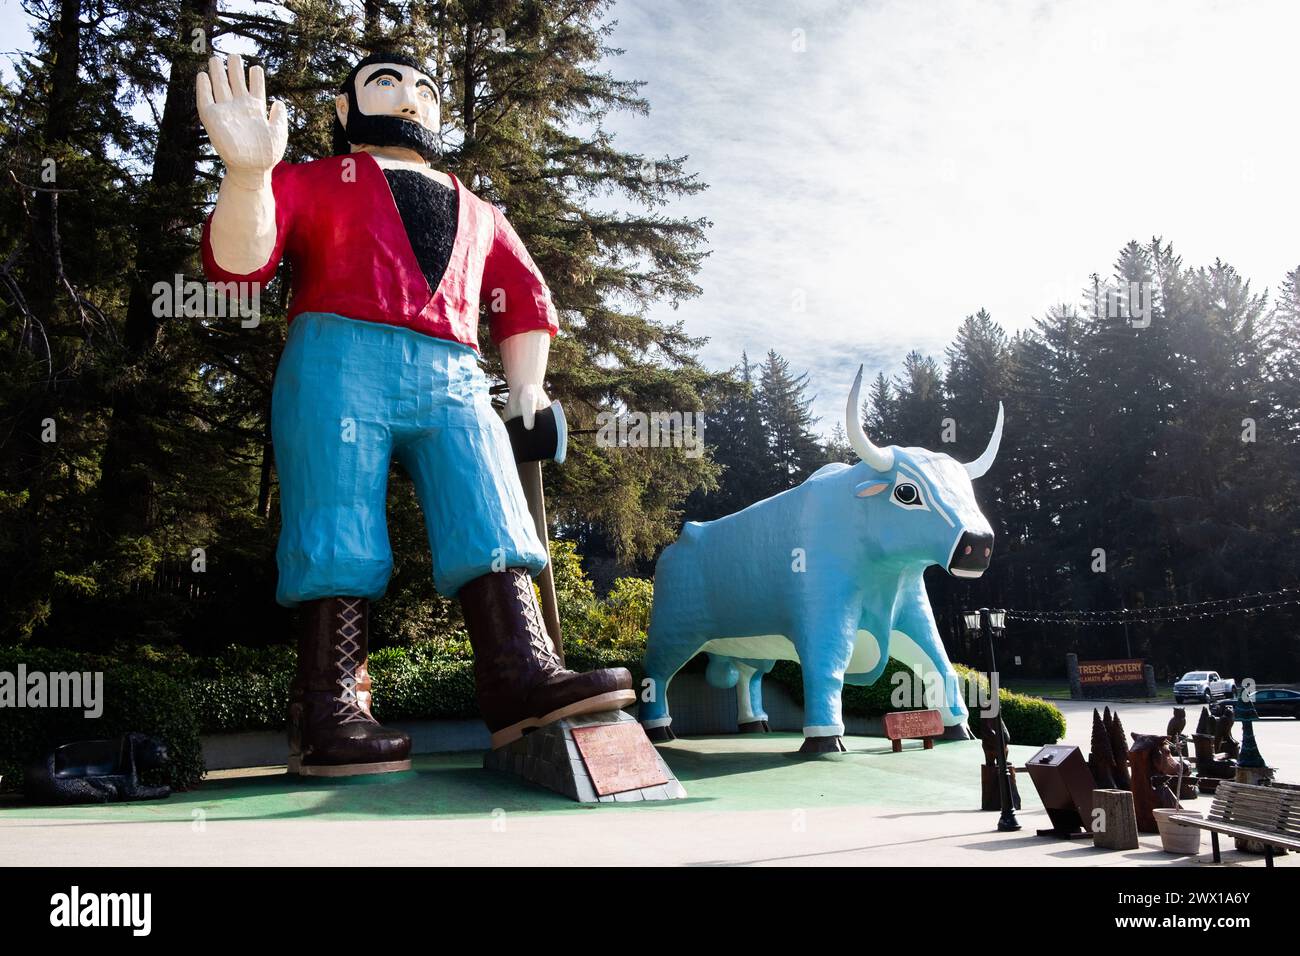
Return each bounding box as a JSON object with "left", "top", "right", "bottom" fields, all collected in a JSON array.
[{"left": 24, "top": 733, "right": 171, "bottom": 805}]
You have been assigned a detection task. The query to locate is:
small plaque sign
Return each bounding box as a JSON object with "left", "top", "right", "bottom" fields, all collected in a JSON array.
[
  {"left": 571, "top": 722, "right": 669, "bottom": 796},
  {"left": 883, "top": 708, "right": 944, "bottom": 741}
]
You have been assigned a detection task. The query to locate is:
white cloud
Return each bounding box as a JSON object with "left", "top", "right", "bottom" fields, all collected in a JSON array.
[{"left": 598, "top": 0, "right": 1300, "bottom": 430}]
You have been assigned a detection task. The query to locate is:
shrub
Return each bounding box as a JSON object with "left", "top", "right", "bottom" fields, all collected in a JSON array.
[
  {"left": 564, "top": 643, "right": 645, "bottom": 688},
  {"left": 599, "top": 577, "right": 654, "bottom": 654},
  {"left": 369, "top": 653, "right": 477, "bottom": 721},
  {"left": 551, "top": 540, "right": 600, "bottom": 644},
  {"left": 768, "top": 658, "right": 915, "bottom": 716},
  {"left": 205, "top": 643, "right": 296, "bottom": 678},
  {"left": 956, "top": 664, "right": 1065, "bottom": 745},
  {"left": 992, "top": 688, "right": 1067, "bottom": 746},
  {"left": 190, "top": 669, "right": 293, "bottom": 735},
  {"left": 0, "top": 645, "right": 204, "bottom": 793}
]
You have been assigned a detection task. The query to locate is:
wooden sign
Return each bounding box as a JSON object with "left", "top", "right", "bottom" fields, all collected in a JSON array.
[
  {"left": 571, "top": 722, "right": 669, "bottom": 796},
  {"left": 1078, "top": 659, "right": 1145, "bottom": 686},
  {"left": 883, "top": 709, "right": 944, "bottom": 752}
]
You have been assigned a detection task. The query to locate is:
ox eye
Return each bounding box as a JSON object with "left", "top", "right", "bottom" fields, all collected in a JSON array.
[{"left": 893, "top": 482, "right": 922, "bottom": 506}]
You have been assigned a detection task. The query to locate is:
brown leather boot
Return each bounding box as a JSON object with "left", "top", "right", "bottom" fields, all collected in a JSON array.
[
  {"left": 459, "top": 569, "right": 635, "bottom": 748},
  {"left": 287, "top": 597, "right": 412, "bottom": 776}
]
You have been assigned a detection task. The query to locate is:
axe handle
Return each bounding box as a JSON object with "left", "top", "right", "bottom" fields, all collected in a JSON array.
[{"left": 517, "top": 460, "right": 564, "bottom": 665}]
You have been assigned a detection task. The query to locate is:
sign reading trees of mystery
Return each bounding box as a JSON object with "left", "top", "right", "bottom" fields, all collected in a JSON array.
[{"left": 1078, "top": 659, "right": 1145, "bottom": 686}]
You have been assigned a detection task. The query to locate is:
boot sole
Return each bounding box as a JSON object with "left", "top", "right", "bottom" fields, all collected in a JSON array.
[
  {"left": 287, "top": 756, "right": 413, "bottom": 777},
  {"left": 489, "top": 690, "right": 637, "bottom": 749}
]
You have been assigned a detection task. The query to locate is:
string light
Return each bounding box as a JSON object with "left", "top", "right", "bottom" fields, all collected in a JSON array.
[{"left": 1004, "top": 588, "right": 1299, "bottom": 626}]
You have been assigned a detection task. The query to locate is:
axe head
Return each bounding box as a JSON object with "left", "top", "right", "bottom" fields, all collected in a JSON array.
[{"left": 504, "top": 400, "right": 568, "bottom": 465}]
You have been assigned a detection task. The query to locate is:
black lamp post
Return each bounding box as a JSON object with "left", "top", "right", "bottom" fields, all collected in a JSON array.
[{"left": 964, "top": 607, "right": 1019, "bottom": 832}]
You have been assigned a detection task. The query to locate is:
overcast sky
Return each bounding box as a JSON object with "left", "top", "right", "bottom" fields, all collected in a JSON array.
[{"left": 4, "top": 0, "right": 1297, "bottom": 432}]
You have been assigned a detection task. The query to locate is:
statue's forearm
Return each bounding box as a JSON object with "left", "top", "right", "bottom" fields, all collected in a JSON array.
[
  {"left": 500, "top": 329, "right": 550, "bottom": 391},
  {"left": 208, "top": 167, "right": 277, "bottom": 275}
]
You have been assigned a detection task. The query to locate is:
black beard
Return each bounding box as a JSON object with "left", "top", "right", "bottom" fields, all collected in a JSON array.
[{"left": 343, "top": 112, "right": 441, "bottom": 163}]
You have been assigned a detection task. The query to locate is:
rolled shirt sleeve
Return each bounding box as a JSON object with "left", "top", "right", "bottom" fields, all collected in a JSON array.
[
  {"left": 481, "top": 204, "right": 559, "bottom": 344},
  {"left": 200, "top": 162, "right": 297, "bottom": 288}
]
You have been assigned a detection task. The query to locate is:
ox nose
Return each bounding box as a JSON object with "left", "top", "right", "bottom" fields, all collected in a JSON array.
[{"left": 949, "top": 530, "right": 993, "bottom": 578}]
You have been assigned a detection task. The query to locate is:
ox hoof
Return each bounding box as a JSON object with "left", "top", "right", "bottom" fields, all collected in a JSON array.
[
  {"left": 798, "top": 735, "right": 846, "bottom": 754},
  {"left": 738, "top": 719, "right": 770, "bottom": 734},
  {"left": 942, "top": 723, "right": 974, "bottom": 741},
  {"left": 644, "top": 725, "right": 676, "bottom": 743}
]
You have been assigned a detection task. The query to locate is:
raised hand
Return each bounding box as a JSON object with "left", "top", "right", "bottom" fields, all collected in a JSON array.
[{"left": 197, "top": 53, "right": 288, "bottom": 176}]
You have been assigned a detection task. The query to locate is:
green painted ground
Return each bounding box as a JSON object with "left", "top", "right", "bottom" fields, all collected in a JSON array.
[{"left": 0, "top": 735, "right": 1044, "bottom": 822}]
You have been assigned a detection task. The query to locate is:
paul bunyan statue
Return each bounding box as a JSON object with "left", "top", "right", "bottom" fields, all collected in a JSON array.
[{"left": 197, "top": 51, "right": 633, "bottom": 775}]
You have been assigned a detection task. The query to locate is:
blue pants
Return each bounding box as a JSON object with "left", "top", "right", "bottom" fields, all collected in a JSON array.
[{"left": 271, "top": 312, "right": 548, "bottom": 606}]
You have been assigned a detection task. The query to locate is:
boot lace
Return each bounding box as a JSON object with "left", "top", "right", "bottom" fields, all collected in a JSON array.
[
  {"left": 513, "top": 573, "right": 563, "bottom": 671},
  {"left": 334, "top": 599, "right": 374, "bottom": 724}
]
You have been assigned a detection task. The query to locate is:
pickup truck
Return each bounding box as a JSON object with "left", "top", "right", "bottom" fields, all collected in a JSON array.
[{"left": 1173, "top": 671, "right": 1236, "bottom": 704}]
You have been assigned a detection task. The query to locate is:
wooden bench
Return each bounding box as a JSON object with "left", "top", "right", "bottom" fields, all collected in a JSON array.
[
  {"left": 883, "top": 709, "right": 943, "bottom": 753},
  {"left": 1170, "top": 781, "right": 1300, "bottom": 867}
]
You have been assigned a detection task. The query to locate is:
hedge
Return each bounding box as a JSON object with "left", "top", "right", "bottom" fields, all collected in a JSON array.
[{"left": 991, "top": 686, "right": 1068, "bottom": 746}]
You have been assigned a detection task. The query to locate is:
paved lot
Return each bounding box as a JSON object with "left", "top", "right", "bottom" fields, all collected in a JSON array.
[{"left": 1, "top": 698, "right": 1294, "bottom": 867}]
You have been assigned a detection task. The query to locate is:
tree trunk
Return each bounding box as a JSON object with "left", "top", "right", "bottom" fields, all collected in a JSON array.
[
  {"left": 28, "top": 0, "right": 81, "bottom": 329},
  {"left": 460, "top": 20, "right": 476, "bottom": 189},
  {"left": 362, "top": 0, "right": 381, "bottom": 49},
  {"left": 13, "top": 0, "right": 82, "bottom": 521},
  {"left": 98, "top": 0, "right": 217, "bottom": 537},
  {"left": 1092, "top": 788, "right": 1139, "bottom": 850}
]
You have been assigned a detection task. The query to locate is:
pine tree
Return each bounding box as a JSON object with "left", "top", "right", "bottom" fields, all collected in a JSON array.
[
  {"left": 757, "top": 350, "right": 821, "bottom": 494},
  {"left": 944, "top": 309, "right": 1009, "bottom": 464},
  {"left": 822, "top": 423, "right": 853, "bottom": 465},
  {"left": 891, "top": 350, "right": 944, "bottom": 448},
  {"left": 865, "top": 371, "right": 896, "bottom": 441},
  {"left": 1266, "top": 267, "right": 1300, "bottom": 570},
  {"left": 684, "top": 352, "right": 771, "bottom": 519},
  {"left": 0, "top": 0, "right": 155, "bottom": 637}
]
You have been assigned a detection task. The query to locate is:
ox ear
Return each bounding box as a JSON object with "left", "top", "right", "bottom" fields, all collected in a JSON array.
[{"left": 855, "top": 480, "right": 889, "bottom": 498}]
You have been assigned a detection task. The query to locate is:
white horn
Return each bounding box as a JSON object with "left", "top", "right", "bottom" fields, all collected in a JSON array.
[
  {"left": 847, "top": 365, "right": 894, "bottom": 472},
  {"left": 964, "top": 402, "right": 1004, "bottom": 479}
]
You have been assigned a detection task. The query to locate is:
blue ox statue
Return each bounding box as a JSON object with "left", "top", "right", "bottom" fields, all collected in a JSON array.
[{"left": 640, "top": 367, "right": 1003, "bottom": 753}]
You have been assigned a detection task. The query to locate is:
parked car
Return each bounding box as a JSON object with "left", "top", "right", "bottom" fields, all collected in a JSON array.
[
  {"left": 1173, "top": 671, "right": 1236, "bottom": 704},
  {"left": 1250, "top": 688, "right": 1300, "bottom": 719}
]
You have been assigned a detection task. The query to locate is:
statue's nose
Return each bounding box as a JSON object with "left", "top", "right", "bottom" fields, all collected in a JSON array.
[{"left": 948, "top": 530, "right": 993, "bottom": 577}]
